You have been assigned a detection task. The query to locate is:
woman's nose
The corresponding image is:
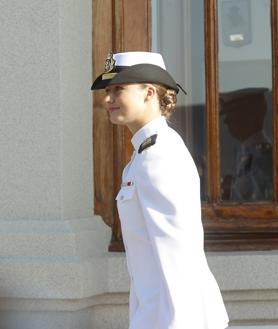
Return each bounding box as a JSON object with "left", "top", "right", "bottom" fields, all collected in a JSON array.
[{"left": 105, "top": 93, "right": 114, "bottom": 104}]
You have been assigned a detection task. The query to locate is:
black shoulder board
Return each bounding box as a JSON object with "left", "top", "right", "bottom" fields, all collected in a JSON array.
[{"left": 138, "top": 134, "right": 158, "bottom": 154}]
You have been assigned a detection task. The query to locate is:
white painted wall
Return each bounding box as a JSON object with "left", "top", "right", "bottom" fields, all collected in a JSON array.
[
  {"left": 0, "top": 0, "right": 61, "bottom": 221},
  {"left": 0, "top": 0, "right": 95, "bottom": 221},
  {"left": 0, "top": 1, "right": 111, "bottom": 327}
]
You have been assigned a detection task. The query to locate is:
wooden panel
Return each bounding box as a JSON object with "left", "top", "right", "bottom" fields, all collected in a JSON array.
[
  {"left": 203, "top": 204, "right": 278, "bottom": 221},
  {"left": 109, "top": 0, "right": 151, "bottom": 251},
  {"left": 205, "top": 232, "right": 278, "bottom": 251},
  {"left": 93, "top": 0, "right": 114, "bottom": 227},
  {"left": 123, "top": 0, "right": 151, "bottom": 51},
  {"left": 92, "top": 0, "right": 151, "bottom": 251},
  {"left": 112, "top": 0, "right": 151, "bottom": 52},
  {"left": 204, "top": 0, "right": 220, "bottom": 203}
]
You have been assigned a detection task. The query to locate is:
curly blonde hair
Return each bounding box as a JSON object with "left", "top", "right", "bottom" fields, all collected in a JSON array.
[{"left": 153, "top": 84, "right": 177, "bottom": 118}]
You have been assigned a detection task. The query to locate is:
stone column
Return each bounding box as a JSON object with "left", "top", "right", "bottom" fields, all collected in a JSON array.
[{"left": 0, "top": 1, "right": 111, "bottom": 328}]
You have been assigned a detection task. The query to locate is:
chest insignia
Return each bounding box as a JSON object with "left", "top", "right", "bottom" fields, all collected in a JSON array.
[
  {"left": 138, "top": 134, "right": 158, "bottom": 154},
  {"left": 121, "top": 181, "right": 134, "bottom": 187}
]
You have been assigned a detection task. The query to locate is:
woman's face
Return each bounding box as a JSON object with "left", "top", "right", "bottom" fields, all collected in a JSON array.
[{"left": 104, "top": 83, "right": 160, "bottom": 134}]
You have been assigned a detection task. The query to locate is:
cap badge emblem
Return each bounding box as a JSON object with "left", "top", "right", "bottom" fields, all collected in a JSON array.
[{"left": 104, "top": 52, "right": 116, "bottom": 73}]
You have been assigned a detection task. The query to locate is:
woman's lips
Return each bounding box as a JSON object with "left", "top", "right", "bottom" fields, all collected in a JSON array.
[{"left": 108, "top": 107, "right": 120, "bottom": 113}]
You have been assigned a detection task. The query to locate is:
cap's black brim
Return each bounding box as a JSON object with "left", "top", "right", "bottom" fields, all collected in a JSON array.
[{"left": 91, "top": 64, "right": 179, "bottom": 93}]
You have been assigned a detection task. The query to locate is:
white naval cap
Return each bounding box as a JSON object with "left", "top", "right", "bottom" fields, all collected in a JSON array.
[
  {"left": 91, "top": 51, "right": 181, "bottom": 93},
  {"left": 113, "top": 52, "right": 166, "bottom": 70}
]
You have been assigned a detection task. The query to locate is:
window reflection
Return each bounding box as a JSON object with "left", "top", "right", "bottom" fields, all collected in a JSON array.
[
  {"left": 218, "top": 0, "right": 273, "bottom": 202},
  {"left": 153, "top": 0, "right": 274, "bottom": 203},
  {"left": 152, "top": 0, "right": 207, "bottom": 200},
  {"left": 220, "top": 88, "right": 273, "bottom": 201},
  {"left": 171, "top": 104, "right": 207, "bottom": 201}
]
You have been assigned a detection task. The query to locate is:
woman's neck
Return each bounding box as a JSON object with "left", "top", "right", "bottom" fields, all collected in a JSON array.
[{"left": 128, "top": 113, "right": 162, "bottom": 135}]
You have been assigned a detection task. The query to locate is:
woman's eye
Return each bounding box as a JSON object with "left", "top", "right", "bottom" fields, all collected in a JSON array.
[
  {"left": 105, "top": 86, "right": 124, "bottom": 95},
  {"left": 115, "top": 86, "right": 124, "bottom": 93}
]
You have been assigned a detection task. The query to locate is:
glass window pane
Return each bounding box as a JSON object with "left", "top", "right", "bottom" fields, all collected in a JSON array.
[
  {"left": 152, "top": 0, "right": 207, "bottom": 200},
  {"left": 218, "top": 0, "right": 273, "bottom": 202}
]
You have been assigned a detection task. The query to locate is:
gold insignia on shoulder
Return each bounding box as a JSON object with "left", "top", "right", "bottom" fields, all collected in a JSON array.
[
  {"left": 138, "top": 134, "right": 158, "bottom": 154},
  {"left": 104, "top": 52, "right": 116, "bottom": 73}
]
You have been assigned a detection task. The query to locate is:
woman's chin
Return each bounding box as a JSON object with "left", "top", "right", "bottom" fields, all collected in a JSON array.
[{"left": 109, "top": 115, "right": 125, "bottom": 125}]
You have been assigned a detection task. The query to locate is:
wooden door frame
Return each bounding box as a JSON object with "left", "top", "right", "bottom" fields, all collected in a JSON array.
[{"left": 92, "top": 0, "right": 151, "bottom": 251}]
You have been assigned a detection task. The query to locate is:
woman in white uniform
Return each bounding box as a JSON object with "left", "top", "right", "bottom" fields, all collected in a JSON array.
[{"left": 91, "top": 51, "right": 229, "bottom": 329}]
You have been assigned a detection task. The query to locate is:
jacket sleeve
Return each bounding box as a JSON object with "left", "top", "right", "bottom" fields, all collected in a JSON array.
[
  {"left": 134, "top": 147, "right": 217, "bottom": 327},
  {"left": 135, "top": 145, "right": 203, "bottom": 251}
]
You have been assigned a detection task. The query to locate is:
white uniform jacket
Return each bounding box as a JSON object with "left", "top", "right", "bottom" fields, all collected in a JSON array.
[{"left": 116, "top": 117, "right": 229, "bottom": 329}]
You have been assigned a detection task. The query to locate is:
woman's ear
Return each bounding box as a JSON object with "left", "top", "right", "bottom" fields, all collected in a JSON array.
[{"left": 145, "top": 84, "right": 156, "bottom": 101}]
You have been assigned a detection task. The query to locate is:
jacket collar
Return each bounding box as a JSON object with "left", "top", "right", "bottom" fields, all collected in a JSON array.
[{"left": 131, "top": 116, "right": 168, "bottom": 151}]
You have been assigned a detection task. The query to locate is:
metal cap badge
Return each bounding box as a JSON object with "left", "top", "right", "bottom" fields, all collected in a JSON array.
[{"left": 104, "top": 52, "right": 116, "bottom": 73}]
